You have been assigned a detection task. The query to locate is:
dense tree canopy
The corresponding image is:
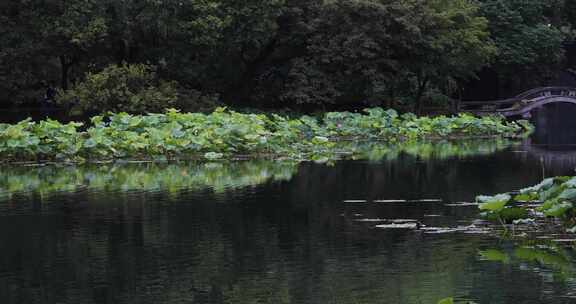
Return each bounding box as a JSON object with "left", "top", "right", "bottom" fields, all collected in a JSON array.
[
  {"left": 0, "top": 0, "right": 574, "bottom": 113},
  {"left": 478, "top": 0, "right": 566, "bottom": 89}
]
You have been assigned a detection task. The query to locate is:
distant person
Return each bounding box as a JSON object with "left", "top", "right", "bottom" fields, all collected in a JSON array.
[
  {"left": 40, "top": 82, "right": 57, "bottom": 119},
  {"left": 44, "top": 82, "right": 57, "bottom": 107}
]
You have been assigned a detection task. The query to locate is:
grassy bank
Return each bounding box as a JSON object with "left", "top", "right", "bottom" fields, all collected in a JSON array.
[{"left": 0, "top": 107, "right": 531, "bottom": 163}]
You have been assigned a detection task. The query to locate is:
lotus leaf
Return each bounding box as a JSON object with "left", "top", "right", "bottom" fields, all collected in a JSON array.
[
  {"left": 499, "top": 207, "right": 529, "bottom": 221},
  {"left": 514, "top": 192, "right": 538, "bottom": 202},
  {"left": 0, "top": 108, "right": 529, "bottom": 162},
  {"left": 564, "top": 177, "right": 576, "bottom": 188},
  {"left": 479, "top": 249, "right": 510, "bottom": 263},
  {"left": 437, "top": 298, "right": 454, "bottom": 304},
  {"left": 539, "top": 184, "right": 563, "bottom": 201},
  {"left": 520, "top": 178, "right": 554, "bottom": 194},
  {"left": 544, "top": 202, "right": 573, "bottom": 217},
  {"left": 558, "top": 189, "right": 576, "bottom": 200},
  {"left": 477, "top": 194, "right": 511, "bottom": 212}
]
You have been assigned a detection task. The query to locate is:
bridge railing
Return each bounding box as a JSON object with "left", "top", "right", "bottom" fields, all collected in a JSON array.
[
  {"left": 458, "top": 98, "right": 519, "bottom": 112},
  {"left": 516, "top": 87, "right": 576, "bottom": 99},
  {"left": 459, "top": 86, "right": 576, "bottom": 113}
]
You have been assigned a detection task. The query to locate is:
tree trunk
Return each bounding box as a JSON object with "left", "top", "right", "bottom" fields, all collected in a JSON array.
[
  {"left": 387, "top": 87, "right": 396, "bottom": 109},
  {"left": 414, "top": 76, "right": 429, "bottom": 115},
  {"left": 59, "top": 56, "right": 72, "bottom": 90},
  {"left": 453, "top": 88, "right": 463, "bottom": 114},
  {"left": 226, "top": 36, "right": 279, "bottom": 105}
]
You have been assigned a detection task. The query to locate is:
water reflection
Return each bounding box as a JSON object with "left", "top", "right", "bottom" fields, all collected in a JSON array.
[
  {"left": 3, "top": 137, "right": 576, "bottom": 303},
  {"left": 479, "top": 244, "right": 575, "bottom": 280},
  {"left": 532, "top": 103, "right": 576, "bottom": 146},
  {"left": 351, "top": 138, "right": 515, "bottom": 161},
  {"left": 0, "top": 139, "right": 517, "bottom": 203},
  {"left": 476, "top": 242, "right": 576, "bottom": 302},
  {"left": 515, "top": 139, "right": 576, "bottom": 177},
  {"left": 0, "top": 161, "right": 298, "bottom": 202},
  {"left": 520, "top": 103, "right": 576, "bottom": 176}
]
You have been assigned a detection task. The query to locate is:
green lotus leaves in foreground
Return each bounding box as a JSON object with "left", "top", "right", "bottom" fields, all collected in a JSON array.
[
  {"left": 478, "top": 194, "right": 511, "bottom": 212},
  {"left": 544, "top": 202, "right": 573, "bottom": 218},
  {"left": 437, "top": 298, "right": 454, "bottom": 304},
  {"left": 478, "top": 176, "right": 576, "bottom": 228},
  {"left": 479, "top": 249, "right": 510, "bottom": 263},
  {"left": 564, "top": 177, "right": 576, "bottom": 188},
  {"left": 558, "top": 189, "right": 576, "bottom": 200},
  {"left": 519, "top": 178, "right": 554, "bottom": 195},
  {"left": 539, "top": 184, "right": 564, "bottom": 202},
  {"left": 499, "top": 207, "right": 529, "bottom": 221},
  {"left": 514, "top": 192, "right": 538, "bottom": 202}
]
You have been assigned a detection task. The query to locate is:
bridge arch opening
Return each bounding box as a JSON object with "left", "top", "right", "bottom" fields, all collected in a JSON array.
[{"left": 531, "top": 102, "right": 576, "bottom": 146}]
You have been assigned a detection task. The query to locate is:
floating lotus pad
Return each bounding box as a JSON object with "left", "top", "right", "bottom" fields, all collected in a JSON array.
[
  {"left": 374, "top": 199, "right": 442, "bottom": 203},
  {"left": 445, "top": 202, "right": 478, "bottom": 207},
  {"left": 373, "top": 199, "right": 407, "bottom": 203},
  {"left": 375, "top": 223, "right": 419, "bottom": 229},
  {"left": 353, "top": 218, "right": 389, "bottom": 222},
  {"left": 552, "top": 239, "right": 576, "bottom": 243}
]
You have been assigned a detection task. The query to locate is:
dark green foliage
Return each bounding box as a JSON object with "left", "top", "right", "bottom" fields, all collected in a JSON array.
[
  {"left": 478, "top": 176, "right": 576, "bottom": 228},
  {"left": 478, "top": 0, "right": 567, "bottom": 88},
  {"left": 0, "top": 0, "right": 574, "bottom": 110},
  {"left": 250, "top": 0, "right": 495, "bottom": 110},
  {"left": 57, "top": 64, "right": 178, "bottom": 114}
]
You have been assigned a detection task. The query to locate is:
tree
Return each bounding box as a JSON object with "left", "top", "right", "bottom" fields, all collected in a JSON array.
[
  {"left": 404, "top": 0, "right": 496, "bottom": 112},
  {"left": 0, "top": 0, "right": 572, "bottom": 111},
  {"left": 0, "top": 0, "right": 107, "bottom": 105},
  {"left": 479, "top": 0, "right": 566, "bottom": 91},
  {"left": 247, "top": 0, "right": 495, "bottom": 112},
  {"left": 57, "top": 63, "right": 178, "bottom": 114}
]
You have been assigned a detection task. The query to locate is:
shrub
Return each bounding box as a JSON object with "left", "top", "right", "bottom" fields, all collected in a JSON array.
[
  {"left": 57, "top": 63, "right": 178, "bottom": 114},
  {"left": 175, "top": 88, "right": 222, "bottom": 113}
]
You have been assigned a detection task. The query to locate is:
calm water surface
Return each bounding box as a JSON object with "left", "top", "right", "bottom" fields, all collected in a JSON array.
[{"left": 2, "top": 107, "right": 576, "bottom": 304}]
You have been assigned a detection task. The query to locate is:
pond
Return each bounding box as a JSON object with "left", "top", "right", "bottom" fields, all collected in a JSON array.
[{"left": 2, "top": 108, "right": 576, "bottom": 304}]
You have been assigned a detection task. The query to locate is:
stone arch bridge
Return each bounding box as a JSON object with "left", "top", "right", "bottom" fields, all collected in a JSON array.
[{"left": 459, "top": 87, "right": 576, "bottom": 118}]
